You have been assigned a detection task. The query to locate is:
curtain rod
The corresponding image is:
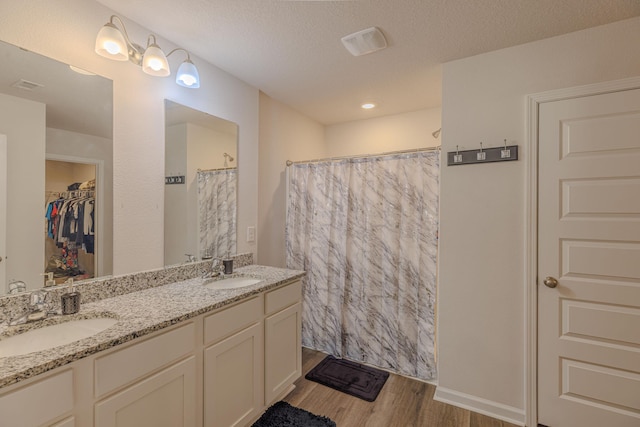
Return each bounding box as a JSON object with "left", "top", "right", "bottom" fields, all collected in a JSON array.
[
  {"left": 285, "top": 146, "right": 440, "bottom": 167},
  {"left": 197, "top": 166, "right": 237, "bottom": 173}
]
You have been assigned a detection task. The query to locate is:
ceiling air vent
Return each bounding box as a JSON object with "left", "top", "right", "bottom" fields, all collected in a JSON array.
[
  {"left": 11, "top": 79, "right": 44, "bottom": 91},
  {"left": 341, "top": 27, "right": 387, "bottom": 57}
]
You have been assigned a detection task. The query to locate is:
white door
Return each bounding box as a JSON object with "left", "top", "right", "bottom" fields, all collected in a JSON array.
[
  {"left": 538, "top": 88, "right": 640, "bottom": 426},
  {"left": 0, "top": 135, "right": 7, "bottom": 292}
]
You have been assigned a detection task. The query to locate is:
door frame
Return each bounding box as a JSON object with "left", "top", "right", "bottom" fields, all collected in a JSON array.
[
  {"left": 524, "top": 76, "right": 640, "bottom": 427},
  {"left": 45, "top": 153, "right": 105, "bottom": 278},
  {"left": 0, "top": 135, "right": 6, "bottom": 291}
]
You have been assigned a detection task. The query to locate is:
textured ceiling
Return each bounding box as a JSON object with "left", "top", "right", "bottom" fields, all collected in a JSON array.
[{"left": 96, "top": 0, "right": 640, "bottom": 124}]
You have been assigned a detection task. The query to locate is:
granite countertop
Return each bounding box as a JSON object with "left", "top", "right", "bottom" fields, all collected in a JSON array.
[{"left": 0, "top": 265, "right": 304, "bottom": 389}]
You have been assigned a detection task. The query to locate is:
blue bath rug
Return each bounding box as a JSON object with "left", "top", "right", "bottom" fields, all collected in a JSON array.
[{"left": 252, "top": 401, "right": 336, "bottom": 427}]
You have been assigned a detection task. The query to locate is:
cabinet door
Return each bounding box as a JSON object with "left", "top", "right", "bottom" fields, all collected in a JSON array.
[
  {"left": 95, "top": 356, "right": 196, "bottom": 427},
  {"left": 0, "top": 369, "right": 74, "bottom": 427},
  {"left": 264, "top": 302, "right": 301, "bottom": 404},
  {"left": 204, "top": 322, "right": 263, "bottom": 427}
]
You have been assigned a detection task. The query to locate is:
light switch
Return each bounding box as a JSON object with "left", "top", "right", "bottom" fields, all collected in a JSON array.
[{"left": 246, "top": 226, "right": 256, "bottom": 242}]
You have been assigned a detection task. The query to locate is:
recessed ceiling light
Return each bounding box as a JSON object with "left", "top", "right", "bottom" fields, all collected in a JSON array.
[{"left": 361, "top": 103, "right": 376, "bottom": 110}]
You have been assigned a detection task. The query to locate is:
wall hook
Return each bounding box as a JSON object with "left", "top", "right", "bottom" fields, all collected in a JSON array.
[
  {"left": 501, "top": 138, "right": 511, "bottom": 159},
  {"left": 477, "top": 142, "right": 486, "bottom": 160},
  {"left": 453, "top": 145, "right": 462, "bottom": 163}
]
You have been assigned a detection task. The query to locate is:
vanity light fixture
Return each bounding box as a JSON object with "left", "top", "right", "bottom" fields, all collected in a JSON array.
[{"left": 95, "top": 15, "right": 200, "bottom": 88}]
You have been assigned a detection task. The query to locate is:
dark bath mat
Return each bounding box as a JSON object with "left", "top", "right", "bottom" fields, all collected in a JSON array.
[
  {"left": 252, "top": 401, "right": 336, "bottom": 427},
  {"left": 305, "top": 355, "right": 389, "bottom": 402}
]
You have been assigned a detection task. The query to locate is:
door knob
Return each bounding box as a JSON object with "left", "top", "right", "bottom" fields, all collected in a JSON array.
[{"left": 543, "top": 276, "right": 558, "bottom": 288}]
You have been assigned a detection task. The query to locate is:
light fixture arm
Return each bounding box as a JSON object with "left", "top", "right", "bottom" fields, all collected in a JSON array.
[
  {"left": 146, "top": 34, "right": 159, "bottom": 48},
  {"left": 166, "top": 48, "right": 192, "bottom": 61}
]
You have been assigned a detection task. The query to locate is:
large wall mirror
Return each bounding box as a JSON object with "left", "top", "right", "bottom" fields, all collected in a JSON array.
[
  {"left": 164, "top": 100, "right": 238, "bottom": 266},
  {"left": 0, "top": 40, "right": 113, "bottom": 295}
]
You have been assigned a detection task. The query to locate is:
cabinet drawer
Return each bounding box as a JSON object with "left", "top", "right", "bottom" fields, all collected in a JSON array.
[
  {"left": 0, "top": 369, "right": 74, "bottom": 427},
  {"left": 265, "top": 280, "right": 301, "bottom": 315},
  {"left": 95, "top": 323, "right": 195, "bottom": 398},
  {"left": 204, "top": 296, "right": 262, "bottom": 345}
]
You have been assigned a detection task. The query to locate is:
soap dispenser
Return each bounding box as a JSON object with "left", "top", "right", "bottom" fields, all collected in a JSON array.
[
  {"left": 61, "top": 278, "right": 81, "bottom": 315},
  {"left": 223, "top": 259, "right": 233, "bottom": 275},
  {"left": 42, "top": 272, "right": 56, "bottom": 287}
]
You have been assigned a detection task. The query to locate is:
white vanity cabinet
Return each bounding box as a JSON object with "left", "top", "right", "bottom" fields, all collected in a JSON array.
[
  {"left": 0, "top": 278, "right": 302, "bottom": 427},
  {"left": 264, "top": 281, "right": 302, "bottom": 404},
  {"left": 203, "top": 296, "right": 264, "bottom": 427}
]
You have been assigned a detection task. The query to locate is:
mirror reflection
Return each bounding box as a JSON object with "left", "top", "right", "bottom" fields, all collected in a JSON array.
[
  {"left": 164, "top": 100, "right": 238, "bottom": 266},
  {"left": 0, "top": 40, "right": 113, "bottom": 295}
]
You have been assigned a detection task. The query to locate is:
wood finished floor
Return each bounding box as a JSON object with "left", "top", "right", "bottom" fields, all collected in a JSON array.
[{"left": 283, "top": 348, "right": 520, "bottom": 427}]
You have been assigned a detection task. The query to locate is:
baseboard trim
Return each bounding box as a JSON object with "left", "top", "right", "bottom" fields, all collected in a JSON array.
[{"left": 434, "top": 386, "right": 526, "bottom": 426}]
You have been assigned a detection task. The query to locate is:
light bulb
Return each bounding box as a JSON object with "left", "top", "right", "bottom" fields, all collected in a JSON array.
[
  {"left": 147, "top": 58, "right": 163, "bottom": 71},
  {"left": 180, "top": 75, "right": 197, "bottom": 86},
  {"left": 104, "top": 41, "right": 121, "bottom": 55}
]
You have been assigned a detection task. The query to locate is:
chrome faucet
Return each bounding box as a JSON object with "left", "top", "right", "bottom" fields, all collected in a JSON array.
[
  {"left": 202, "top": 258, "right": 225, "bottom": 279},
  {"left": 7, "top": 289, "right": 54, "bottom": 326}
]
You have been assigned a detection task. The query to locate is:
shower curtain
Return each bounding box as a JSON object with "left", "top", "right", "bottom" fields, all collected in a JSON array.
[
  {"left": 286, "top": 151, "right": 439, "bottom": 381},
  {"left": 197, "top": 168, "right": 237, "bottom": 259}
]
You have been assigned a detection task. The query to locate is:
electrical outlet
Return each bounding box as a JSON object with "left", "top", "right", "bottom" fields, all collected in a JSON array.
[{"left": 246, "top": 226, "right": 256, "bottom": 242}]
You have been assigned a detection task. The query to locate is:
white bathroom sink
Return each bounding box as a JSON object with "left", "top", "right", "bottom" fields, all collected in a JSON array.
[
  {"left": 0, "top": 317, "right": 118, "bottom": 358},
  {"left": 203, "top": 276, "right": 262, "bottom": 290}
]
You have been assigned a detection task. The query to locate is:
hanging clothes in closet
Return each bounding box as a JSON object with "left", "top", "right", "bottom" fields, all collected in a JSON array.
[{"left": 45, "top": 180, "right": 96, "bottom": 276}]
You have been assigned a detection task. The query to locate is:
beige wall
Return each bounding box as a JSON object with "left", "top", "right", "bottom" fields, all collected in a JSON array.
[
  {"left": 325, "top": 107, "right": 441, "bottom": 156},
  {"left": 0, "top": 0, "right": 259, "bottom": 275},
  {"left": 0, "top": 94, "right": 45, "bottom": 290},
  {"left": 437, "top": 16, "right": 640, "bottom": 423},
  {"left": 257, "top": 92, "right": 325, "bottom": 267}
]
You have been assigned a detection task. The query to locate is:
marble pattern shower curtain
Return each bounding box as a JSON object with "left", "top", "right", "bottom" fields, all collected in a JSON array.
[
  {"left": 286, "top": 151, "right": 439, "bottom": 381},
  {"left": 197, "top": 168, "right": 237, "bottom": 259}
]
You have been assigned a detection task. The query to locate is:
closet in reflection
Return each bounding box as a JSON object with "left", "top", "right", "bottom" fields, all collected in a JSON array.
[
  {"left": 0, "top": 39, "right": 113, "bottom": 295},
  {"left": 44, "top": 159, "right": 98, "bottom": 284}
]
